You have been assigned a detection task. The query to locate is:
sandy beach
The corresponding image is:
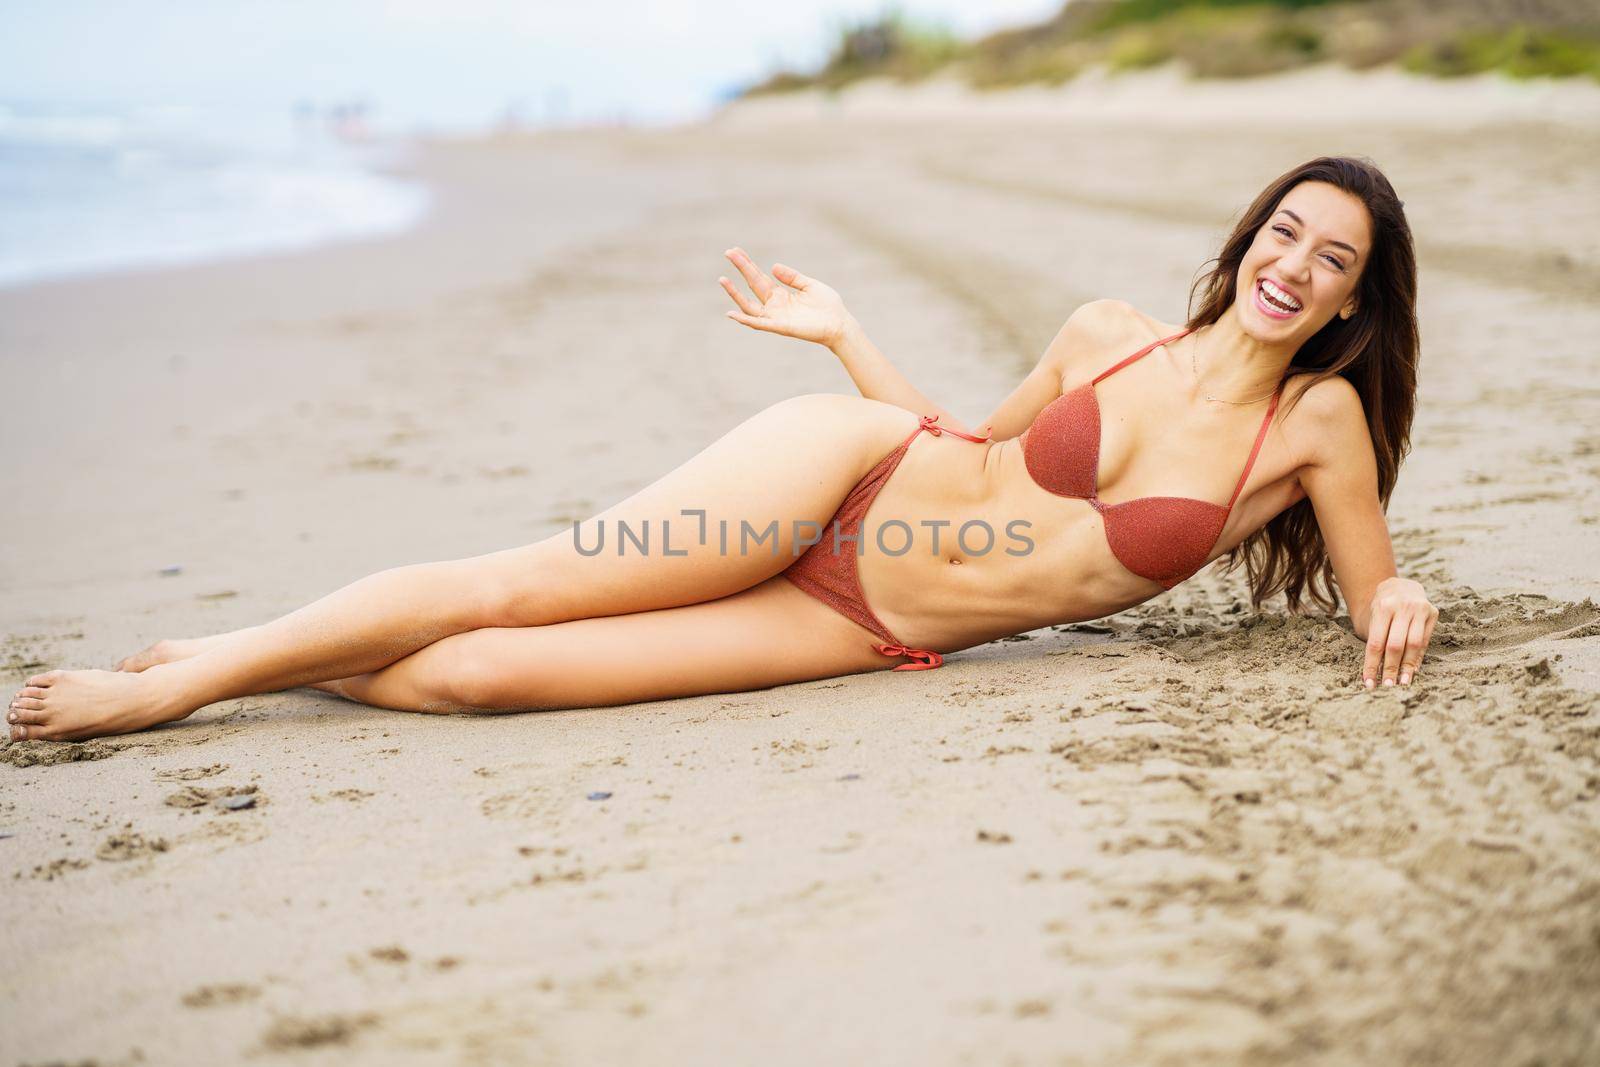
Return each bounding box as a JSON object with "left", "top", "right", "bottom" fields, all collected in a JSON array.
[{"left": 3, "top": 68, "right": 1599, "bottom": 1065}]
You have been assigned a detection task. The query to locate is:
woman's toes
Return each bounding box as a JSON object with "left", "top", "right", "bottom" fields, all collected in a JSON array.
[
  {"left": 11, "top": 698, "right": 46, "bottom": 715},
  {"left": 12, "top": 721, "right": 54, "bottom": 741},
  {"left": 25, "top": 670, "right": 62, "bottom": 688}
]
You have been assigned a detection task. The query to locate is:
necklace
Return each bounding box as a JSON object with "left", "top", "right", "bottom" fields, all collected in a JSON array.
[{"left": 1187, "top": 332, "right": 1278, "bottom": 406}]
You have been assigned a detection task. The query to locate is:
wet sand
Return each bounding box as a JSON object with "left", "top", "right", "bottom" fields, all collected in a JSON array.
[{"left": 3, "top": 70, "right": 1599, "bottom": 1065}]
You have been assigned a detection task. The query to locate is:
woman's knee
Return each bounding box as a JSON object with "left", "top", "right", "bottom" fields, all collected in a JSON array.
[
  {"left": 426, "top": 631, "right": 547, "bottom": 712},
  {"left": 421, "top": 556, "right": 538, "bottom": 631}
]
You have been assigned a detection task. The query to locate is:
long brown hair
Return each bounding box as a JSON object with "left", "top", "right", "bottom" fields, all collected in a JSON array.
[{"left": 1185, "top": 156, "right": 1419, "bottom": 614}]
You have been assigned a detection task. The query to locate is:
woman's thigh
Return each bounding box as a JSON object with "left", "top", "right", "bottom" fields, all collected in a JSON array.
[
  {"left": 369, "top": 574, "right": 897, "bottom": 712},
  {"left": 478, "top": 393, "right": 917, "bottom": 627}
]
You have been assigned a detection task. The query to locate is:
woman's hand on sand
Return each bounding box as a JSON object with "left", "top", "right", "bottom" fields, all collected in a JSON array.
[
  {"left": 719, "top": 247, "right": 853, "bottom": 349},
  {"left": 1362, "top": 577, "right": 1439, "bottom": 688}
]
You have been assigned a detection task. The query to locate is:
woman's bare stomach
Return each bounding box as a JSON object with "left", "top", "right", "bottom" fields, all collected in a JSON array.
[{"left": 856, "top": 431, "right": 1167, "bottom": 653}]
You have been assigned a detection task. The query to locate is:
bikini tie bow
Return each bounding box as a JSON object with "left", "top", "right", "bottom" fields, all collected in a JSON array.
[
  {"left": 918, "top": 413, "right": 991, "bottom": 443},
  {"left": 873, "top": 643, "right": 944, "bottom": 671}
]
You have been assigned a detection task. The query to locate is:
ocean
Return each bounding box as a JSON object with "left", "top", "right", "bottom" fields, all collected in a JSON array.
[{"left": 0, "top": 100, "right": 431, "bottom": 289}]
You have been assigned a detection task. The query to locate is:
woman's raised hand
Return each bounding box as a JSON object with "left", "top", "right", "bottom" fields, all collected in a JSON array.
[{"left": 719, "top": 247, "right": 852, "bottom": 349}]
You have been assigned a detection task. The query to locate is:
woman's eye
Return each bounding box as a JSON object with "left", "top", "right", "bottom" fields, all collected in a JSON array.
[{"left": 1273, "top": 224, "right": 1345, "bottom": 270}]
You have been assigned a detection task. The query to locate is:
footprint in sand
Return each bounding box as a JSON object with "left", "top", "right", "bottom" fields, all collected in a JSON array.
[
  {"left": 154, "top": 763, "right": 229, "bottom": 781},
  {"left": 260, "top": 1012, "right": 380, "bottom": 1052},
  {"left": 96, "top": 829, "right": 169, "bottom": 862},
  {"left": 182, "top": 982, "right": 261, "bottom": 1008},
  {"left": 163, "top": 784, "right": 262, "bottom": 812}
]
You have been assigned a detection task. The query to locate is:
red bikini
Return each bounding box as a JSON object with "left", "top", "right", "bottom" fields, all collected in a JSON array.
[
  {"left": 1020, "top": 326, "right": 1281, "bottom": 589},
  {"left": 780, "top": 327, "right": 1281, "bottom": 671},
  {"left": 781, "top": 412, "right": 990, "bottom": 671}
]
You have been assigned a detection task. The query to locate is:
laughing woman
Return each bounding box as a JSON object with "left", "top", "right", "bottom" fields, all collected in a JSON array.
[{"left": 8, "top": 155, "right": 1437, "bottom": 742}]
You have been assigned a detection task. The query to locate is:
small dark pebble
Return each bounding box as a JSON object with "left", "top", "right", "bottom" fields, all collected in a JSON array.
[
  {"left": 159, "top": 565, "right": 184, "bottom": 576},
  {"left": 838, "top": 773, "right": 861, "bottom": 781},
  {"left": 214, "top": 794, "right": 257, "bottom": 811},
  {"left": 586, "top": 791, "right": 612, "bottom": 801}
]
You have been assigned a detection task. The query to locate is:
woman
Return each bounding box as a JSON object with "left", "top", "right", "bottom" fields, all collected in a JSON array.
[{"left": 7, "top": 156, "right": 1438, "bottom": 742}]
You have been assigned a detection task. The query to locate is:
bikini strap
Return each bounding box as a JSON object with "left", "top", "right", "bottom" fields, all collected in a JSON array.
[
  {"left": 919, "top": 413, "right": 992, "bottom": 442},
  {"left": 1226, "top": 383, "right": 1282, "bottom": 510},
  {"left": 1091, "top": 327, "right": 1196, "bottom": 385}
]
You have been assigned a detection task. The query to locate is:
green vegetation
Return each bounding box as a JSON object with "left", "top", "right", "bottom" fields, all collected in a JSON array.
[
  {"left": 1106, "top": 32, "right": 1173, "bottom": 72},
  {"left": 739, "top": 0, "right": 1600, "bottom": 97},
  {"left": 768, "top": 6, "right": 965, "bottom": 92},
  {"left": 1087, "top": 0, "right": 1343, "bottom": 34},
  {"left": 1402, "top": 24, "right": 1600, "bottom": 80}
]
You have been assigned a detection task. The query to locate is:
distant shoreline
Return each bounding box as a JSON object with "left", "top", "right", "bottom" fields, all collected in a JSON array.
[{"left": 0, "top": 105, "right": 430, "bottom": 292}]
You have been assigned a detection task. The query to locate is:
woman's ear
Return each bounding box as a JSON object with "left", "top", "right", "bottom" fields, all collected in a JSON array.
[{"left": 1340, "top": 299, "right": 1358, "bottom": 320}]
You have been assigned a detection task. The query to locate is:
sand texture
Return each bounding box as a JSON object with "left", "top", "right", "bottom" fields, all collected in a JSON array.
[{"left": 3, "top": 78, "right": 1599, "bottom": 1065}]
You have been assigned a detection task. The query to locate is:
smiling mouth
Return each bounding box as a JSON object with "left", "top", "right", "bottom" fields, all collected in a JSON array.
[{"left": 1256, "top": 277, "right": 1302, "bottom": 316}]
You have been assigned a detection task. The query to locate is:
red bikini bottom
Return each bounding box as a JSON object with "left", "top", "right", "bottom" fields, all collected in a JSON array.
[{"left": 779, "top": 412, "right": 991, "bottom": 671}]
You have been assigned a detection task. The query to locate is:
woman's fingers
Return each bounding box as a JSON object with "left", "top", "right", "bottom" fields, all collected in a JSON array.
[
  {"left": 1361, "top": 607, "right": 1393, "bottom": 689},
  {"left": 1381, "top": 611, "right": 1411, "bottom": 686},
  {"left": 1398, "top": 612, "right": 1428, "bottom": 685},
  {"left": 725, "top": 309, "right": 777, "bottom": 333},
  {"left": 719, "top": 276, "right": 761, "bottom": 317},
  {"left": 724, "top": 247, "right": 774, "bottom": 303},
  {"left": 1363, "top": 600, "right": 1440, "bottom": 689},
  {"left": 772, "top": 263, "right": 810, "bottom": 290}
]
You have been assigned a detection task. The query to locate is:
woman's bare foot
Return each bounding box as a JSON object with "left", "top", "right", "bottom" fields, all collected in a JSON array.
[
  {"left": 115, "top": 628, "right": 258, "bottom": 672},
  {"left": 8, "top": 667, "right": 191, "bottom": 741}
]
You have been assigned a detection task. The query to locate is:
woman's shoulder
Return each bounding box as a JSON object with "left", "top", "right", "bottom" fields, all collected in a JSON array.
[
  {"left": 1098, "top": 300, "right": 1197, "bottom": 364},
  {"left": 1282, "top": 371, "right": 1364, "bottom": 424},
  {"left": 1278, "top": 372, "right": 1372, "bottom": 466},
  {"left": 1050, "top": 299, "right": 1151, "bottom": 377},
  {"left": 1076, "top": 298, "right": 1154, "bottom": 343}
]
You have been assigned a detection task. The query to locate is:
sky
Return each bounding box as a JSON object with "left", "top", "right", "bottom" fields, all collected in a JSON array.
[{"left": 0, "top": 0, "right": 1067, "bottom": 132}]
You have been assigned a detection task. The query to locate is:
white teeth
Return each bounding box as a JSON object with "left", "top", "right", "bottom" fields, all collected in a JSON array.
[{"left": 1259, "top": 278, "right": 1301, "bottom": 313}]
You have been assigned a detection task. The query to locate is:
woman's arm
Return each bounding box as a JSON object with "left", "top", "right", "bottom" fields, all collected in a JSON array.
[
  {"left": 832, "top": 299, "right": 1121, "bottom": 440},
  {"left": 828, "top": 315, "right": 976, "bottom": 434},
  {"left": 1292, "top": 375, "right": 1438, "bottom": 688},
  {"left": 719, "top": 247, "right": 1104, "bottom": 439},
  {"left": 720, "top": 247, "right": 979, "bottom": 432}
]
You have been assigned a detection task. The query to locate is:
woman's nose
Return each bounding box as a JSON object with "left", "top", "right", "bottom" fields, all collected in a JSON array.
[{"left": 1277, "top": 249, "right": 1315, "bottom": 280}]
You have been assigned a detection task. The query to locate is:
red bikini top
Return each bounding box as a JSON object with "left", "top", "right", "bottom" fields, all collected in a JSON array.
[{"left": 1017, "top": 326, "right": 1281, "bottom": 589}]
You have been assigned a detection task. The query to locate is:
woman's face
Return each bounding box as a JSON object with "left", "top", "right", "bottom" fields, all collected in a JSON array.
[{"left": 1235, "top": 180, "right": 1371, "bottom": 343}]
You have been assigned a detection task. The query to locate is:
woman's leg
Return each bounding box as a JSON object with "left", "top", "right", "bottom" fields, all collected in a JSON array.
[
  {"left": 19, "top": 577, "right": 896, "bottom": 733},
  {"left": 115, "top": 625, "right": 263, "bottom": 673},
  {"left": 9, "top": 395, "right": 917, "bottom": 740}
]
